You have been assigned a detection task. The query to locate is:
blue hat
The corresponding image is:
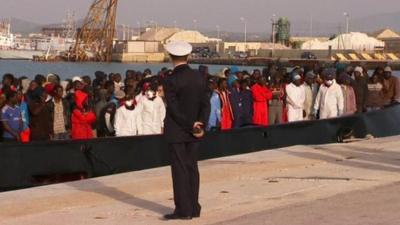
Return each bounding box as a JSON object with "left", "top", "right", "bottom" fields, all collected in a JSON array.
[
  {"left": 227, "top": 75, "right": 238, "bottom": 87},
  {"left": 230, "top": 66, "right": 240, "bottom": 75}
]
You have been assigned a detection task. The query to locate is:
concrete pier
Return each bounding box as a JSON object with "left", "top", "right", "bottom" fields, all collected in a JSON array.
[{"left": 1, "top": 136, "right": 400, "bottom": 225}]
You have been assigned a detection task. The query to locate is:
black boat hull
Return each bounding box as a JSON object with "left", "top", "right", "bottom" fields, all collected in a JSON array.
[{"left": 1, "top": 104, "right": 400, "bottom": 192}]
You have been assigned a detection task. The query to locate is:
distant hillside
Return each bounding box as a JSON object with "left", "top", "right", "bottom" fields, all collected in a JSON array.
[
  {"left": 9, "top": 17, "right": 42, "bottom": 34},
  {"left": 43, "top": 19, "right": 84, "bottom": 29}
]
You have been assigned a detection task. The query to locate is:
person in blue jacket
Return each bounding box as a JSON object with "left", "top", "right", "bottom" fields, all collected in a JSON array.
[{"left": 207, "top": 78, "right": 221, "bottom": 131}]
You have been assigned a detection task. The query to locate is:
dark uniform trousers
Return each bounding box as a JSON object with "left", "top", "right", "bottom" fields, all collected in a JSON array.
[{"left": 169, "top": 142, "right": 201, "bottom": 217}]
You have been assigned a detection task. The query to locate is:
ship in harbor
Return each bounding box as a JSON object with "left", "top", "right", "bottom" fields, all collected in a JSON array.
[
  {"left": 0, "top": 19, "right": 75, "bottom": 60},
  {"left": 0, "top": 20, "right": 44, "bottom": 60}
]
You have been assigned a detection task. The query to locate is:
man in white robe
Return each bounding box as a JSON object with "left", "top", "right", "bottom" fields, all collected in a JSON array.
[
  {"left": 136, "top": 89, "right": 166, "bottom": 135},
  {"left": 314, "top": 69, "right": 344, "bottom": 119},
  {"left": 286, "top": 73, "right": 306, "bottom": 122},
  {"left": 114, "top": 98, "right": 139, "bottom": 137}
]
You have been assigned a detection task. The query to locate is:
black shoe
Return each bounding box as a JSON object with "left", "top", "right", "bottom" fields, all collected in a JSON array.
[
  {"left": 163, "top": 213, "right": 192, "bottom": 220},
  {"left": 193, "top": 205, "right": 201, "bottom": 218}
]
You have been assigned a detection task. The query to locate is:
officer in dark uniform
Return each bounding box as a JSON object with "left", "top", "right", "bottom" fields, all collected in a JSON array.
[{"left": 163, "top": 41, "right": 211, "bottom": 220}]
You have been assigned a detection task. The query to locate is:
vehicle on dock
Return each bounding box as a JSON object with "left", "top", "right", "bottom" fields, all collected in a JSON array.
[{"left": 301, "top": 51, "right": 317, "bottom": 60}]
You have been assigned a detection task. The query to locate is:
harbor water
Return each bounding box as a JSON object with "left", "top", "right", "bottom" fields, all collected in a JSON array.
[
  {"left": 0, "top": 60, "right": 261, "bottom": 80},
  {"left": 0, "top": 60, "right": 399, "bottom": 80}
]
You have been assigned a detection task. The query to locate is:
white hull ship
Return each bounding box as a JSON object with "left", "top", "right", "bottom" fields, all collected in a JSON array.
[
  {"left": 0, "top": 49, "right": 44, "bottom": 60},
  {"left": 0, "top": 21, "right": 44, "bottom": 60}
]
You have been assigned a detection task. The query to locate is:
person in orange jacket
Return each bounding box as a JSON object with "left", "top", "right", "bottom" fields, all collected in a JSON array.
[
  {"left": 71, "top": 90, "right": 96, "bottom": 140},
  {"left": 216, "top": 78, "right": 233, "bottom": 130},
  {"left": 251, "top": 76, "right": 273, "bottom": 126}
]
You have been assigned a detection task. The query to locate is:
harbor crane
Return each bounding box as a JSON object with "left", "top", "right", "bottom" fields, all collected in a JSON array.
[{"left": 70, "top": 0, "right": 118, "bottom": 62}]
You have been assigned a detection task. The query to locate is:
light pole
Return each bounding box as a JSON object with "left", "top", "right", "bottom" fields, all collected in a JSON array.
[
  {"left": 193, "top": 19, "right": 198, "bottom": 30},
  {"left": 216, "top": 25, "right": 221, "bottom": 40},
  {"left": 344, "top": 12, "right": 349, "bottom": 33},
  {"left": 271, "top": 14, "right": 276, "bottom": 53},
  {"left": 310, "top": 14, "right": 313, "bottom": 37},
  {"left": 216, "top": 25, "right": 221, "bottom": 54},
  {"left": 309, "top": 14, "right": 313, "bottom": 49},
  {"left": 137, "top": 21, "right": 141, "bottom": 39},
  {"left": 240, "top": 17, "right": 247, "bottom": 51},
  {"left": 240, "top": 17, "right": 247, "bottom": 43},
  {"left": 122, "top": 24, "right": 126, "bottom": 40}
]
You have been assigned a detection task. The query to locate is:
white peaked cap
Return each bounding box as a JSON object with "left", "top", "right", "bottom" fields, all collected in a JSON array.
[
  {"left": 72, "top": 76, "right": 83, "bottom": 83},
  {"left": 384, "top": 66, "right": 392, "bottom": 72},
  {"left": 165, "top": 41, "right": 193, "bottom": 56},
  {"left": 354, "top": 66, "right": 363, "bottom": 73}
]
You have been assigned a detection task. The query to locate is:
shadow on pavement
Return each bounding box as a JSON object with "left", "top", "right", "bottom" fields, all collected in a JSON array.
[{"left": 67, "top": 179, "right": 173, "bottom": 215}]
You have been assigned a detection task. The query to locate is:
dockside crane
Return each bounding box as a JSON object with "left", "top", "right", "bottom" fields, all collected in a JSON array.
[{"left": 70, "top": 0, "right": 118, "bottom": 62}]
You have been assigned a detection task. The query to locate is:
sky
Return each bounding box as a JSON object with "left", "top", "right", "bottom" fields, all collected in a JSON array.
[{"left": 1, "top": 0, "right": 399, "bottom": 32}]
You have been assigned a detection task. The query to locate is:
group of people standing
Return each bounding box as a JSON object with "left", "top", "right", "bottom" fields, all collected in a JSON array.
[
  {"left": 0, "top": 63, "right": 399, "bottom": 143},
  {"left": 206, "top": 64, "right": 400, "bottom": 131},
  {"left": 0, "top": 69, "right": 168, "bottom": 143}
]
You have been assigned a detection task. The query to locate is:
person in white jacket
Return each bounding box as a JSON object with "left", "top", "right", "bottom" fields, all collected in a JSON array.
[
  {"left": 313, "top": 69, "right": 344, "bottom": 119},
  {"left": 286, "top": 73, "right": 306, "bottom": 122},
  {"left": 136, "top": 88, "right": 166, "bottom": 135},
  {"left": 114, "top": 96, "right": 139, "bottom": 137}
]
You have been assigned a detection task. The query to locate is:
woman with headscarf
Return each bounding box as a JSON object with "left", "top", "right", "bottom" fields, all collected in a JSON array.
[
  {"left": 71, "top": 90, "right": 96, "bottom": 140},
  {"left": 216, "top": 78, "right": 233, "bottom": 130}
]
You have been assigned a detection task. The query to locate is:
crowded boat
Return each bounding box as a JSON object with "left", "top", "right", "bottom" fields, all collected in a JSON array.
[{"left": 0, "top": 63, "right": 399, "bottom": 143}]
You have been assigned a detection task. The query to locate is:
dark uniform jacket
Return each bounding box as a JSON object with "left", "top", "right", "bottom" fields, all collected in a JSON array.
[{"left": 164, "top": 64, "right": 211, "bottom": 143}]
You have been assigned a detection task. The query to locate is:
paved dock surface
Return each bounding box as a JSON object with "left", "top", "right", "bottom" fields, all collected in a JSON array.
[{"left": 1, "top": 136, "right": 400, "bottom": 225}]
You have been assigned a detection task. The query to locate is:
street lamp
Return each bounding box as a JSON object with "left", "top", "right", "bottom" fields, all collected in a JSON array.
[
  {"left": 240, "top": 17, "right": 247, "bottom": 44},
  {"left": 271, "top": 14, "right": 276, "bottom": 57},
  {"left": 122, "top": 24, "right": 126, "bottom": 40},
  {"left": 216, "top": 25, "right": 221, "bottom": 40},
  {"left": 216, "top": 25, "right": 221, "bottom": 54},
  {"left": 344, "top": 12, "right": 350, "bottom": 33},
  {"left": 271, "top": 14, "right": 276, "bottom": 44},
  {"left": 193, "top": 19, "right": 198, "bottom": 30},
  {"left": 137, "top": 21, "right": 141, "bottom": 38}
]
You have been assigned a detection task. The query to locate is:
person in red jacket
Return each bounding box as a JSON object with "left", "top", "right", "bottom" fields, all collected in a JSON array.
[
  {"left": 216, "top": 78, "right": 233, "bottom": 130},
  {"left": 71, "top": 90, "right": 96, "bottom": 140},
  {"left": 251, "top": 76, "right": 273, "bottom": 126}
]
